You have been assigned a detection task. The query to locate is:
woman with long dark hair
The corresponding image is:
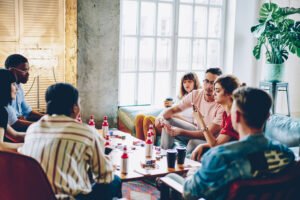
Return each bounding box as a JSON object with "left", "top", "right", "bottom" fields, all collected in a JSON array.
[
  {"left": 191, "top": 75, "right": 243, "bottom": 161},
  {"left": 0, "top": 69, "right": 23, "bottom": 150}
]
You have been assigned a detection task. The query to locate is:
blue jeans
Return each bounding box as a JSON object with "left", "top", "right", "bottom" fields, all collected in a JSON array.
[{"left": 76, "top": 175, "right": 122, "bottom": 200}]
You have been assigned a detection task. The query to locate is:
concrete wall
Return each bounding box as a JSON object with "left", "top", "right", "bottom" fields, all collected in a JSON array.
[
  {"left": 228, "top": 0, "right": 300, "bottom": 117},
  {"left": 77, "top": 0, "right": 120, "bottom": 127}
]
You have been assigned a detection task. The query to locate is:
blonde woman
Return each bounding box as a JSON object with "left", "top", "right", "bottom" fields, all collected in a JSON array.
[{"left": 135, "top": 72, "right": 200, "bottom": 143}]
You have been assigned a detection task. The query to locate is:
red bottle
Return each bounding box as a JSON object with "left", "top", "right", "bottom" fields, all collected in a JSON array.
[
  {"left": 148, "top": 124, "right": 154, "bottom": 143},
  {"left": 145, "top": 131, "right": 153, "bottom": 158},
  {"left": 102, "top": 116, "right": 109, "bottom": 137},
  {"left": 121, "top": 145, "right": 128, "bottom": 174},
  {"left": 88, "top": 115, "right": 95, "bottom": 128},
  {"left": 104, "top": 135, "right": 110, "bottom": 147}
]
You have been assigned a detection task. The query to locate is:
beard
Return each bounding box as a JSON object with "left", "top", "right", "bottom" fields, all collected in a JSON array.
[{"left": 205, "top": 89, "right": 213, "bottom": 96}]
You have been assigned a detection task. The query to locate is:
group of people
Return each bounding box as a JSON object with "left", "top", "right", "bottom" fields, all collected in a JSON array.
[
  {"left": 146, "top": 68, "right": 295, "bottom": 199},
  {"left": 0, "top": 54, "right": 296, "bottom": 200},
  {"left": 0, "top": 54, "right": 121, "bottom": 200}
]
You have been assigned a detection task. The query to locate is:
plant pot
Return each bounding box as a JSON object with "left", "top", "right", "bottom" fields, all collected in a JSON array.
[{"left": 263, "top": 63, "right": 285, "bottom": 82}]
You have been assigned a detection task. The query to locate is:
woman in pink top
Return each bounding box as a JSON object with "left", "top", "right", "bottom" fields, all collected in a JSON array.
[{"left": 191, "top": 75, "right": 242, "bottom": 161}]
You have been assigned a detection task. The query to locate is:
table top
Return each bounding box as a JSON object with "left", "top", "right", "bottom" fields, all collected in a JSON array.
[{"left": 98, "top": 130, "right": 201, "bottom": 182}]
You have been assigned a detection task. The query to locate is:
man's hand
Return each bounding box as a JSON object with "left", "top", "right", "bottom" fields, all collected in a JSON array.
[
  {"left": 17, "top": 116, "right": 26, "bottom": 120},
  {"left": 191, "top": 144, "right": 204, "bottom": 161},
  {"left": 155, "top": 117, "right": 166, "bottom": 129},
  {"left": 164, "top": 124, "right": 182, "bottom": 136}
]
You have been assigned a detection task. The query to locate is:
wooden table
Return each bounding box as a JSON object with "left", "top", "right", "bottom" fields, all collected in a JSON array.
[{"left": 99, "top": 130, "right": 201, "bottom": 182}]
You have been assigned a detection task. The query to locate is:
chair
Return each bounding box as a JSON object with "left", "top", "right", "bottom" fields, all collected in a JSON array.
[
  {"left": 157, "top": 161, "right": 300, "bottom": 200},
  {"left": 227, "top": 161, "right": 300, "bottom": 200},
  {"left": 0, "top": 150, "right": 57, "bottom": 200}
]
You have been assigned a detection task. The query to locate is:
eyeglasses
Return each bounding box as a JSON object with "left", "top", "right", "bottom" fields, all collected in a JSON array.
[
  {"left": 12, "top": 67, "right": 30, "bottom": 74},
  {"left": 203, "top": 79, "right": 215, "bottom": 85}
]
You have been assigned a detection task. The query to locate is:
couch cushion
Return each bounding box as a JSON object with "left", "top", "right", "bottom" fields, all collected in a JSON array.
[
  {"left": 265, "top": 115, "right": 300, "bottom": 147},
  {"left": 118, "top": 105, "right": 163, "bottom": 136}
]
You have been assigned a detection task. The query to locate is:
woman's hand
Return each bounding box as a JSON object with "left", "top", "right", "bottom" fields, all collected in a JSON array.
[
  {"left": 164, "top": 124, "right": 182, "bottom": 136},
  {"left": 191, "top": 144, "right": 204, "bottom": 161}
]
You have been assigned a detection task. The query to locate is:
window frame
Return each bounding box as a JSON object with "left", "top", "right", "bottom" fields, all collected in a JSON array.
[{"left": 119, "top": 0, "right": 227, "bottom": 106}]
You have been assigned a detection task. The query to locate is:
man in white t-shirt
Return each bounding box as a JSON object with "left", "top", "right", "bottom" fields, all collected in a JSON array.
[{"left": 156, "top": 68, "right": 224, "bottom": 152}]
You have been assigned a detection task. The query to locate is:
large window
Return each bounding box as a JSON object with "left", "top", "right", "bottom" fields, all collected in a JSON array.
[{"left": 119, "top": 0, "right": 226, "bottom": 105}]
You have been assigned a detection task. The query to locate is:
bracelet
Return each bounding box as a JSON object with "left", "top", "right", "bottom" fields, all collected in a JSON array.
[{"left": 200, "top": 127, "right": 208, "bottom": 132}]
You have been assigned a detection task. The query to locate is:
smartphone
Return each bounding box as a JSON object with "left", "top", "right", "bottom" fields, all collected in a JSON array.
[{"left": 105, "top": 147, "right": 113, "bottom": 155}]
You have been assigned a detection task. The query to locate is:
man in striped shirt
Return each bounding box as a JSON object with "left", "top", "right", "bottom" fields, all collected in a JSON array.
[{"left": 20, "top": 83, "right": 122, "bottom": 200}]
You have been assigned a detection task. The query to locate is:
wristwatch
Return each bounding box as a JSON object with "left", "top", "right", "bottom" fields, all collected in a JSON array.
[{"left": 200, "top": 127, "right": 208, "bottom": 132}]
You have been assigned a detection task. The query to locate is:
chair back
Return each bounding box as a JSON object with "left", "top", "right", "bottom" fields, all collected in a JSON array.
[
  {"left": 227, "top": 161, "right": 300, "bottom": 200},
  {"left": 0, "top": 150, "right": 57, "bottom": 200}
]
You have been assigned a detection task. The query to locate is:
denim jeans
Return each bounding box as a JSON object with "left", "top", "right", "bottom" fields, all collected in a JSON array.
[{"left": 76, "top": 175, "right": 122, "bottom": 200}]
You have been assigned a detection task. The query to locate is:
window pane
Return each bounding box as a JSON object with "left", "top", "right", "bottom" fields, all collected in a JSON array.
[
  {"left": 119, "top": 73, "right": 136, "bottom": 105},
  {"left": 156, "top": 38, "right": 172, "bottom": 71},
  {"left": 194, "top": 6, "right": 207, "bottom": 37},
  {"left": 140, "top": 2, "right": 156, "bottom": 36},
  {"left": 195, "top": 0, "right": 208, "bottom": 4},
  {"left": 180, "top": 0, "right": 193, "bottom": 3},
  {"left": 177, "top": 39, "right": 191, "bottom": 70},
  {"left": 159, "top": 0, "right": 173, "bottom": 2},
  {"left": 122, "top": 1, "right": 137, "bottom": 35},
  {"left": 210, "top": 0, "right": 223, "bottom": 6},
  {"left": 121, "top": 37, "right": 137, "bottom": 71},
  {"left": 138, "top": 73, "right": 153, "bottom": 104},
  {"left": 176, "top": 72, "right": 185, "bottom": 98},
  {"left": 207, "top": 39, "right": 220, "bottom": 67},
  {"left": 178, "top": 5, "right": 193, "bottom": 37},
  {"left": 197, "top": 71, "right": 205, "bottom": 84},
  {"left": 154, "top": 72, "right": 171, "bottom": 105},
  {"left": 192, "top": 39, "right": 206, "bottom": 70},
  {"left": 157, "top": 3, "right": 173, "bottom": 36},
  {"left": 139, "top": 38, "right": 154, "bottom": 71},
  {"left": 208, "top": 7, "right": 222, "bottom": 37}
]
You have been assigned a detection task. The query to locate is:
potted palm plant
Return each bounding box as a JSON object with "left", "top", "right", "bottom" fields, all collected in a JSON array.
[{"left": 251, "top": 2, "right": 300, "bottom": 82}]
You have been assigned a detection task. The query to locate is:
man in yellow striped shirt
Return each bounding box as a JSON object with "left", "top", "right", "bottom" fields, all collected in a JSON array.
[{"left": 20, "top": 83, "right": 122, "bottom": 200}]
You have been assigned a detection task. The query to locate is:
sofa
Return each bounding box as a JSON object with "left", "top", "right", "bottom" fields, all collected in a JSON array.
[
  {"left": 117, "top": 105, "right": 163, "bottom": 137},
  {"left": 265, "top": 114, "right": 300, "bottom": 147},
  {"left": 118, "top": 105, "right": 300, "bottom": 148}
]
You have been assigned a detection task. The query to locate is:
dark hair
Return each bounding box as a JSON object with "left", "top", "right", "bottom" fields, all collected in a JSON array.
[
  {"left": 233, "top": 87, "right": 272, "bottom": 129},
  {"left": 4, "top": 54, "right": 28, "bottom": 69},
  {"left": 0, "top": 69, "right": 16, "bottom": 107},
  {"left": 214, "top": 75, "right": 240, "bottom": 95},
  {"left": 179, "top": 72, "right": 200, "bottom": 99},
  {"left": 205, "top": 68, "right": 223, "bottom": 76},
  {"left": 45, "top": 83, "right": 79, "bottom": 116}
]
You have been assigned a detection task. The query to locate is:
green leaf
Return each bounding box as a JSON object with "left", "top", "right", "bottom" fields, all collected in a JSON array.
[
  {"left": 281, "top": 49, "right": 288, "bottom": 61},
  {"left": 253, "top": 45, "right": 261, "bottom": 59},
  {"left": 297, "top": 47, "right": 300, "bottom": 57},
  {"left": 251, "top": 24, "right": 266, "bottom": 37},
  {"left": 278, "top": 7, "right": 300, "bottom": 17},
  {"left": 259, "top": 3, "right": 279, "bottom": 22}
]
